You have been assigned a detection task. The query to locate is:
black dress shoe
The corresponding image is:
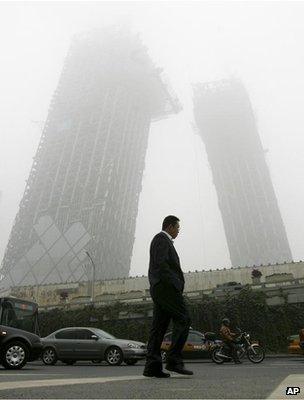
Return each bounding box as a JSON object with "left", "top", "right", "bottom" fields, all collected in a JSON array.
[
  {"left": 165, "top": 364, "right": 193, "bottom": 375},
  {"left": 143, "top": 370, "right": 170, "bottom": 378}
]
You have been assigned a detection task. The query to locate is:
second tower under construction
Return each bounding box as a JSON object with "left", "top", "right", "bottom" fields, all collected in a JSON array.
[{"left": 193, "top": 79, "right": 292, "bottom": 267}]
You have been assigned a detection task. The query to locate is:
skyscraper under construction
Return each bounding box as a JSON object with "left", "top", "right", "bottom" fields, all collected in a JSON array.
[
  {"left": 193, "top": 79, "right": 292, "bottom": 267},
  {"left": 0, "top": 28, "right": 179, "bottom": 289}
]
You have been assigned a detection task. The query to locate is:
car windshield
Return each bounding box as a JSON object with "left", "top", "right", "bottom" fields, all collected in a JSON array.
[
  {"left": 0, "top": 299, "right": 39, "bottom": 334},
  {"left": 93, "top": 328, "right": 115, "bottom": 339}
]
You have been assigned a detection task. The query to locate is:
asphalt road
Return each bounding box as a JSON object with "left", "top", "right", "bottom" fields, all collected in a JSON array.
[{"left": 0, "top": 357, "right": 303, "bottom": 399}]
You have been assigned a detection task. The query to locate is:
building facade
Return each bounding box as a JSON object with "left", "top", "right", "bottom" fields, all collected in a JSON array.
[
  {"left": 0, "top": 28, "right": 179, "bottom": 289},
  {"left": 193, "top": 79, "right": 292, "bottom": 267}
]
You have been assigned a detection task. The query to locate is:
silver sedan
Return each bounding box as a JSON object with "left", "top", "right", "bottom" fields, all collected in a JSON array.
[{"left": 41, "top": 327, "right": 147, "bottom": 366}]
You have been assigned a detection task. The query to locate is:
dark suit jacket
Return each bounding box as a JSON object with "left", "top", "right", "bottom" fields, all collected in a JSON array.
[{"left": 148, "top": 232, "right": 185, "bottom": 293}]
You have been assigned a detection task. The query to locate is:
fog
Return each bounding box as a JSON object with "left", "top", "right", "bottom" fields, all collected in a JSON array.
[{"left": 0, "top": 1, "right": 303, "bottom": 277}]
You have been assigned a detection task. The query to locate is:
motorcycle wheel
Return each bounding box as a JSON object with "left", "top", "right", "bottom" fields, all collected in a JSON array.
[
  {"left": 211, "top": 347, "right": 225, "bottom": 364},
  {"left": 247, "top": 345, "right": 265, "bottom": 363}
]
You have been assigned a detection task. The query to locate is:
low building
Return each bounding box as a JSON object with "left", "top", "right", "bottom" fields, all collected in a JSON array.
[{"left": 3, "top": 261, "right": 304, "bottom": 308}]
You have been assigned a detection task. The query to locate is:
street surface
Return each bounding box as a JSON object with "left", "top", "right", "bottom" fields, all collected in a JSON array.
[{"left": 0, "top": 356, "right": 303, "bottom": 399}]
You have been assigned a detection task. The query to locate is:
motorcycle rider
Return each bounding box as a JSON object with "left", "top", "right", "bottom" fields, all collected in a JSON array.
[{"left": 219, "top": 318, "right": 242, "bottom": 364}]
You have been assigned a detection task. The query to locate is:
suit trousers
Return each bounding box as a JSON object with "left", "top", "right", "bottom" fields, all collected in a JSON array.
[{"left": 144, "top": 281, "right": 191, "bottom": 372}]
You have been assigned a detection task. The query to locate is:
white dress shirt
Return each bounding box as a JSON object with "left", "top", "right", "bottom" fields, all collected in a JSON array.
[{"left": 161, "top": 230, "right": 174, "bottom": 243}]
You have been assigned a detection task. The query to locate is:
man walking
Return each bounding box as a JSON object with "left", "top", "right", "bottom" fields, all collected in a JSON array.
[{"left": 143, "top": 215, "right": 193, "bottom": 378}]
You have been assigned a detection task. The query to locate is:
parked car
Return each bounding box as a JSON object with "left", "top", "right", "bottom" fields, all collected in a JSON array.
[
  {"left": 0, "top": 325, "right": 42, "bottom": 369},
  {"left": 287, "top": 334, "right": 304, "bottom": 355},
  {"left": 41, "top": 327, "right": 147, "bottom": 366},
  {"left": 161, "top": 329, "right": 221, "bottom": 361}
]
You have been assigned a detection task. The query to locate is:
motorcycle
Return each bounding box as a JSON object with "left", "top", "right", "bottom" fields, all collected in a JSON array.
[{"left": 211, "top": 331, "right": 265, "bottom": 364}]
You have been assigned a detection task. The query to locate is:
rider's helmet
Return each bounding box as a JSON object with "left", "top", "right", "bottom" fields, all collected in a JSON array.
[{"left": 222, "top": 318, "right": 230, "bottom": 326}]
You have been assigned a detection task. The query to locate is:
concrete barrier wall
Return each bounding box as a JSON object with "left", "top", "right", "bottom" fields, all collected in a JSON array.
[{"left": 8, "top": 261, "right": 304, "bottom": 307}]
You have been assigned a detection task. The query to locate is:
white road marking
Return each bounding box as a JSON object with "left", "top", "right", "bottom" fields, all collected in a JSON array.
[
  {"left": 0, "top": 375, "right": 147, "bottom": 391},
  {"left": 0, "top": 373, "right": 67, "bottom": 376},
  {"left": 214, "top": 363, "right": 302, "bottom": 368},
  {"left": 271, "top": 361, "right": 304, "bottom": 368},
  {"left": 268, "top": 374, "right": 304, "bottom": 399},
  {"left": 0, "top": 373, "right": 190, "bottom": 391}
]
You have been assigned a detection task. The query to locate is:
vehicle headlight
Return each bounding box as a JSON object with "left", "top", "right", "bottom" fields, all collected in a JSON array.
[
  {"left": 127, "top": 343, "right": 141, "bottom": 349},
  {"left": 245, "top": 334, "right": 250, "bottom": 339}
]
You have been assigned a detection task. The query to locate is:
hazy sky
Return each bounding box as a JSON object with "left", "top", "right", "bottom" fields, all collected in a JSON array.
[{"left": 0, "top": 1, "right": 303, "bottom": 277}]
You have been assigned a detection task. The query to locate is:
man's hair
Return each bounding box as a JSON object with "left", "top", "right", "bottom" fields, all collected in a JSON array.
[{"left": 162, "top": 215, "right": 180, "bottom": 230}]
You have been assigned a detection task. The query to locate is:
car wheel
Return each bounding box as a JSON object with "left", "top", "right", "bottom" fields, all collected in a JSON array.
[
  {"left": 105, "top": 346, "right": 123, "bottom": 366},
  {"left": 2, "top": 341, "right": 28, "bottom": 370},
  {"left": 161, "top": 351, "right": 167, "bottom": 362},
  {"left": 92, "top": 359, "right": 102, "bottom": 364},
  {"left": 42, "top": 347, "right": 57, "bottom": 365},
  {"left": 125, "top": 359, "right": 138, "bottom": 365},
  {"left": 62, "top": 360, "right": 76, "bottom": 365}
]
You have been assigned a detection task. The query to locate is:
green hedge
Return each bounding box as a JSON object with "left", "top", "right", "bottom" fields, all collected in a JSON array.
[{"left": 39, "top": 287, "right": 304, "bottom": 352}]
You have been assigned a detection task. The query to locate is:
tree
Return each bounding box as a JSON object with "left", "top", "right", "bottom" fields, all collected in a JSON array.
[{"left": 251, "top": 269, "right": 262, "bottom": 278}]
